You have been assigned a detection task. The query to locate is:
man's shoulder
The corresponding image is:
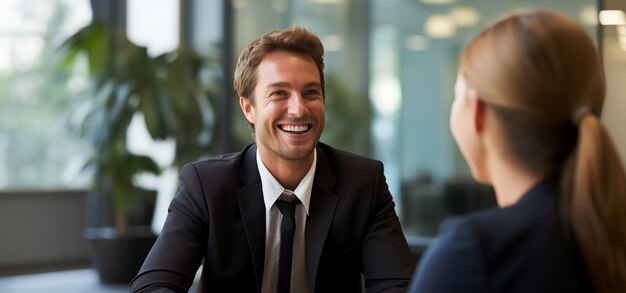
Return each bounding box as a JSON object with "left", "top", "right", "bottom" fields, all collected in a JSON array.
[
  {"left": 192, "top": 150, "right": 243, "bottom": 165},
  {"left": 182, "top": 144, "right": 252, "bottom": 174},
  {"left": 318, "top": 142, "right": 381, "bottom": 167}
]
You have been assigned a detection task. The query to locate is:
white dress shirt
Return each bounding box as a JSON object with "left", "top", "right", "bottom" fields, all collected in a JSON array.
[{"left": 257, "top": 149, "right": 316, "bottom": 293}]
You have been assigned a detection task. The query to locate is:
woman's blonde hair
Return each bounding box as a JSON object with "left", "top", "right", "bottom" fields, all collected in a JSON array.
[{"left": 460, "top": 9, "right": 626, "bottom": 292}]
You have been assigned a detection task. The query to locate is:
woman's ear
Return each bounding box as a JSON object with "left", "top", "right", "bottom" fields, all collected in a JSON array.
[
  {"left": 467, "top": 89, "right": 487, "bottom": 133},
  {"left": 239, "top": 96, "right": 255, "bottom": 124}
]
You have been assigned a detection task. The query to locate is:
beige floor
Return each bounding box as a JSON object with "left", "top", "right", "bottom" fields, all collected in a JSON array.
[
  {"left": 0, "top": 269, "right": 128, "bottom": 293},
  {"left": 0, "top": 268, "right": 202, "bottom": 293}
]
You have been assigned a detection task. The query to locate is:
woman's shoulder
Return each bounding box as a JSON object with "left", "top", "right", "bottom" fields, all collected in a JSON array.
[
  {"left": 409, "top": 216, "right": 485, "bottom": 293},
  {"left": 435, "top": 187, "right": 589, "bottom": 291},
  {"left": 461, "top": 179, "right": 561, "bottom": 246}
]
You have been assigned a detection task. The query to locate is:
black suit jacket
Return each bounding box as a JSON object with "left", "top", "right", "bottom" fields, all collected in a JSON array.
[
  {"left": 130, "top": 143, "right": 413, "bottom": 292},
  {"left": 409, "top": 178, "right": 592, "bottom": 293}
]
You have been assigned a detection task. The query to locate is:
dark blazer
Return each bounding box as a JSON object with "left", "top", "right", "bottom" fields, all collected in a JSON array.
[
  {"left": 409, "top": 178, "right": 592, "bottom": 293},
  {"left": 130, "top": 143, "right": 413, "bottom": 293}
]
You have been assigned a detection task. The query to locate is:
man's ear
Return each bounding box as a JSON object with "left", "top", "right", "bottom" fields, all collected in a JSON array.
[
  {"left": 467, "top": 89, "right": 486, "bottom": 133},
  {"left": 239, "top": 96, "right": 255, "bottom": 124}
]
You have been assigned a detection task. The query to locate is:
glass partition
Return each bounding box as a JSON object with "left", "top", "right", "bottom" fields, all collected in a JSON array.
[
  {"left": 601, "top": 0, "right": 626, "bottom": 169},
  {"left": 370, "top": 0, "right": 598, "bottom": 246},
  {"left": 232, "top": 0, "right": 599, "bottom": 248}
]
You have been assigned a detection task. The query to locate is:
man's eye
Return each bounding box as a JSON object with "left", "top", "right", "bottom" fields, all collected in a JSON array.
[
  {"left": 270, "top": 91, "right": 289, "bottom": 98},
  {"left": 304, "top": 90, "right": 321, "bottom": 98}
]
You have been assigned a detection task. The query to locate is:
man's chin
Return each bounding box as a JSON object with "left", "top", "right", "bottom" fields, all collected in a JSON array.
[{"left": 282, "top": 145, "right": 316, "bottom": 161}]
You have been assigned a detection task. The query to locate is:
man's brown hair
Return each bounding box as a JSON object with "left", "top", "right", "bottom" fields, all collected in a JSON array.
[{"left": 233, "top": 24, "right": 325, "bottom": 102}]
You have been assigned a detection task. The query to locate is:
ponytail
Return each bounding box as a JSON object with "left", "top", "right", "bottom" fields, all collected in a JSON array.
[{"left": 561, "top": 114, "right": 626, "bottom": 293}]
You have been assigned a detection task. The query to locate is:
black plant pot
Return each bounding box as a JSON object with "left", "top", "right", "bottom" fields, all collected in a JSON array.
[{"left": 85, "top": 226, "right": 157, "bottom": 284}]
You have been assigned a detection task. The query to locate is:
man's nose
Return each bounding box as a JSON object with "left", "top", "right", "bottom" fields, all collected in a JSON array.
[{"left": 287, "top": 93, "right": 307, "bottom": 117}]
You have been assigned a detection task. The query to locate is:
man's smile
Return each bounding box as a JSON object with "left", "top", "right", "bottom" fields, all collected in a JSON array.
[{"left": 279, "top": 124, "right": 311, "bottom": 133}]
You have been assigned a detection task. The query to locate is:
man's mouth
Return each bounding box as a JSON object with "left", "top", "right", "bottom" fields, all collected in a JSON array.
[{"left": 279, "top": 124, "right": 310, "bottom": 133}]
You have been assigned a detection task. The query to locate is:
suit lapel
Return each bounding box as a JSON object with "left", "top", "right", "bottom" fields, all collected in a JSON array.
[
  {"left": 236, "top": 144, "right": 339, "bottom": 291},
  {"left": 236, "top": 144, "right": 266, "bottom": 292},
  {"left": 306, "top": 145, "right": 338, "bottom": 292}
]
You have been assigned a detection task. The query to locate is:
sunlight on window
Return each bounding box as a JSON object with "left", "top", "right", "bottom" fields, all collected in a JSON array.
[
  {"left": 0, "top": 0, "right": 23, "bottom": 31},
  {"left": 14, "top": 37, "right": 45, "bottom": 71},
  {"left": 0, "top": 0, "right": 92, "bottom": 189},
  {"left": 127, "top": 0, "right": 179, "bottom": 56},
  {"left": 0, "top": 38, "right": 11, "bottom": 73}
]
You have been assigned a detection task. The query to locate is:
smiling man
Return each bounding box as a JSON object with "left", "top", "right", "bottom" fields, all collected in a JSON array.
[{"left": 130, "top": 25, "right": 413, "bottom": 293}]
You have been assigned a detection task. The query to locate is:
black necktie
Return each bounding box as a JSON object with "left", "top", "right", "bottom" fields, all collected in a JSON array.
[{"left": 275, "top": 193, "right": 300, "bottom": 293}]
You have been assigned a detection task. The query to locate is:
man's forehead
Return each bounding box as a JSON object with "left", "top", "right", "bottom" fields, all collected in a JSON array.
[
  {"left": 261, "top": 50, "right": 311, "bottom": 61},
  {"left": 254, "top": 55, "right": 320, "bottom": 85}
]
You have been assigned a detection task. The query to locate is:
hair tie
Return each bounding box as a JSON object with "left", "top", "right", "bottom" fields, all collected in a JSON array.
[{"left": 572, "top": 107, "right": 591, "bottom": 126}]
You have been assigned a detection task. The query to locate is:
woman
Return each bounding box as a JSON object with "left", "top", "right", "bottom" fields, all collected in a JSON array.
[{"left": 410, "top": 9, "right": 626, "bottom": 293}]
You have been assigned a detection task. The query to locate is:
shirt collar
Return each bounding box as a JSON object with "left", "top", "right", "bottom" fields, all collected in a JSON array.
[
  {"left": 515, "top": 176, "right": 558, "bottom": 206},
  {"left": 256, "top": 148, "right": 316, "bottom": 215}
]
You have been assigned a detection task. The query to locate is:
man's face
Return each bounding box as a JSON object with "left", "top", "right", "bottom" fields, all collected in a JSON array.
[{"left": 240, "top": 50, "right": 325, "bottom": 168}]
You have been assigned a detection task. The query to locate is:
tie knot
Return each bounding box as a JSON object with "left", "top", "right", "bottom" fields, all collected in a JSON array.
[{"left": 276, "top": 193, "right": 300, "bottom": 220}]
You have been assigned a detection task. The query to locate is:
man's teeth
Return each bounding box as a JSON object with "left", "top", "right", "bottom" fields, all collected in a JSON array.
[{"left": 282, "top": 125, "right": 308, "bottom": 132}]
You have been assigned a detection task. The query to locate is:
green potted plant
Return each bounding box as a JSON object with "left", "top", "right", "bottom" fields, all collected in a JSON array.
[{"left": 58, "top": 21, "right": 220, "bottom": 283}]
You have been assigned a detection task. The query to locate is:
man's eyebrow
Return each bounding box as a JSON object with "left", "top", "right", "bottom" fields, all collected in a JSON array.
[
  {"left": 304, "top": 82, "right": 322, "bottom": 89},
  {"left": 265, "top": 82, "right": 321, "bottom": 89}
]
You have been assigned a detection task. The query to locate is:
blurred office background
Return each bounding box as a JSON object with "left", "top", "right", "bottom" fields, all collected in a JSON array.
[{"left": 1, "top": 0, "right": 625, "bottom": 291}]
